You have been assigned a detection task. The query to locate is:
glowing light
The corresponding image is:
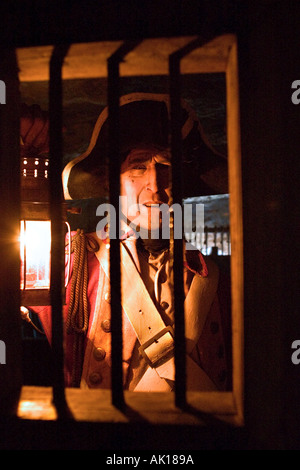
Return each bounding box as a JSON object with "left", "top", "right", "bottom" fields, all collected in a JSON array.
[{"left": 20, "top": 220, "right": 51, "bottom": 290}]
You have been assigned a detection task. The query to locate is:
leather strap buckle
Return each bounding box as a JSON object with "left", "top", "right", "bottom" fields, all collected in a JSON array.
[{"left": 139, "top": 326, "right": 174, "bottom": 368}]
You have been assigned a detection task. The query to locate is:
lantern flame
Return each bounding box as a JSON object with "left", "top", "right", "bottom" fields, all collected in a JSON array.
[{"left": 20, "top": 220, "right": 51, "bottom": 290}]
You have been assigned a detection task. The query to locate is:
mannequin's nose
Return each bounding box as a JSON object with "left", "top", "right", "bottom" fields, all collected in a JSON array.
[
  {"left": 146, "top": 165, "right": 159, "bottom": 193},
  {"left": 146, "top": 164, "right": 170, "bottom": 194}
]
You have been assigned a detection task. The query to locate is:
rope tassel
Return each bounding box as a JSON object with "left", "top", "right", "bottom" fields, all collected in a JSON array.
[
  {"left": 66, "top": 229, "right": 98, "bottom": 386},
  {"left": 66, "top": 229, "right": 89, "bottom": 335}
]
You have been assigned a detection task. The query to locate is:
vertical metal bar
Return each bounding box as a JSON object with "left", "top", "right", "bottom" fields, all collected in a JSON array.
[
  {"left": 169, "top": 53, "right": 186, "bottom": 407},
  {"left": 169, "top": 37, "right": 212, "bottom": 407},
  {"left": 49, "top": 44, "right": 70, "bottom": 413},
  {"left": 107, "top": 52, "right": 123, "bottom": 408},
  {"left": 107, "top": 41, "right": 140, "bottom": 408},
  {"left": 0, "top": 47, "right": 22, "bottom": 415},
  {"left": 23, "top": 220, "right": 27, "bottom": 290}
]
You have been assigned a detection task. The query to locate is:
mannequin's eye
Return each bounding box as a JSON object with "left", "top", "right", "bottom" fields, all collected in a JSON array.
[
  {"left": 134, "top": 165, "right": 146, "bottom": 170},
  {"left": 130, "top": 165, "right": 147, "bottom": 176}
]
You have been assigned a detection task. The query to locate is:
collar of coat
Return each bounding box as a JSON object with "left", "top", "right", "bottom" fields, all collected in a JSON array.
[{"left": 92, "top": 223, "right": 209, "bottom": 279}]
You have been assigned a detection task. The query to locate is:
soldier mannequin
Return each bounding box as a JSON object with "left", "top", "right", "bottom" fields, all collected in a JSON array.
[{"left": 28, "top": 94, "right": 231, "bottom": 391}]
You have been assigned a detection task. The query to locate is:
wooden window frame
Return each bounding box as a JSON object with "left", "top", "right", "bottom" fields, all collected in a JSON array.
[{"left": 14, "top": 34, "right": 244, "bottom": 427}]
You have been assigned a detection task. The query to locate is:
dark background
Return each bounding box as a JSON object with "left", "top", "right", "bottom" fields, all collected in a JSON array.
[{"left": 0, "top": 0, "right": 299, "bottom": 451}]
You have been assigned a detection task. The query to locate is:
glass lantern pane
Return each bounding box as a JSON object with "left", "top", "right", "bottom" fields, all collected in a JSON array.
[{"left": 20, "top": 220, "right": 51, "bottom": 290}]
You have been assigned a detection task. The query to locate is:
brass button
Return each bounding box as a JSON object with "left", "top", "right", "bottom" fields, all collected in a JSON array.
[
  {"left": 93, "top": 347, "right": 106, "bottom": 361},
  {"left": 104, "top": 291, "right": 111, "bottom": 303},
  {"left": 101, "top": 319, "right": 111, "bottom": 333},
  {"left": 89, "top": 372, "right": 102, "bottom": 385},
  {"left": 161, "top": 301, "right": 169, "bottom": 310}
]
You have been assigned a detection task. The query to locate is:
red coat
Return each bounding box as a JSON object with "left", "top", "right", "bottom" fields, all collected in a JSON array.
[{"left": 34, "top": 232, "right": 231, "bottom": 391}]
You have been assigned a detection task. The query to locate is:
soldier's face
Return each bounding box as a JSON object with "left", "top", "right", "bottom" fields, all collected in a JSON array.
[{"left": 120, "top": 148, "right": 172, "bottom": 233}]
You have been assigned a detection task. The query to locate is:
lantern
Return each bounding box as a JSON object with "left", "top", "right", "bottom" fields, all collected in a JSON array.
[{"left": 20, "top": 154, "right": 52, "bottom": 305}]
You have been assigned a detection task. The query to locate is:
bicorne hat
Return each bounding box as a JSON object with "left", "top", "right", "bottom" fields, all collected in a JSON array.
[{"left": 62, "top": 93, "right": 228, "bottom": 200}]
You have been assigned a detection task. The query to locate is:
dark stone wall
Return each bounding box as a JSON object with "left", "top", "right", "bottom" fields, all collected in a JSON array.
[{"left": 20, "top": 74, "right": 227, "bottom": 164}]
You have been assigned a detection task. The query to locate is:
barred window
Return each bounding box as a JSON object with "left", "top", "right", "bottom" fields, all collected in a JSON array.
[{"left": 0, "top": 34, "right": 243, "bottom": 436}]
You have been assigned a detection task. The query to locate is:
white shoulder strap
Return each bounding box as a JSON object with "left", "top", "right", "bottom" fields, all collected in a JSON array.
[{"left": 96, "top": 241, "right": 219, "bottom": 391}]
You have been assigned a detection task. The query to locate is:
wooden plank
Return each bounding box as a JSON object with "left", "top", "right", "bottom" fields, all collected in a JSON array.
[
  {"left": 180, "top": 34, "right": 235, "bottom": 74},
  {"left": 16, "top": 35, "right": 235, "bottom": 81},
  {"left": 17, "top": 386, "right": 242, "bottom": 425},
  {"left": 226, "top": 39, "right": 244, "bottom": 425}
]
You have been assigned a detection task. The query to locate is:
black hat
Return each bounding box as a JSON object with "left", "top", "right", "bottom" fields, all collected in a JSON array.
[{"left": 62, "top": 93, "right": 228, "bottom": 200}]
